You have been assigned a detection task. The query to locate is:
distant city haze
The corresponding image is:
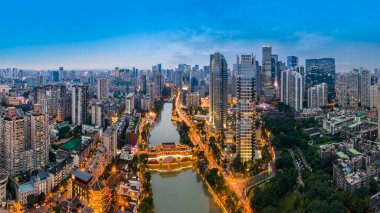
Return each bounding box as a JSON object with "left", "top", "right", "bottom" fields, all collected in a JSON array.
[{"left": 0, "top": 0, "right": 379, "bottom": 71}]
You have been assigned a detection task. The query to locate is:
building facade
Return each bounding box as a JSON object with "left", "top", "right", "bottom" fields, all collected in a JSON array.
[
  {"left": 307, "top": 83, "right": 328, "bottom": 109},
  {"left": 236, "top": 54, "right": 256, "bottom": 162},
  {"left": 72, "top": 84, "right": 89, "bottom": 125},
  {"left": 209, "top": 53, "right": 228, "bottom": 134},
  {"left": 281, "top": 70, "right": 303, "bottom": 111}
]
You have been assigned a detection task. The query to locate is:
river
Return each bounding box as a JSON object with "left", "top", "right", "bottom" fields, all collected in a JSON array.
[{"left": 148, "top": 102, "right": 222, "bottom": 213}]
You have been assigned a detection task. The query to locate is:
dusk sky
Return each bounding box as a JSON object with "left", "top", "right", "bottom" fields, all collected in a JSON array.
[{"left": 0, "top": 0, "right": 379, "bottom": 71}]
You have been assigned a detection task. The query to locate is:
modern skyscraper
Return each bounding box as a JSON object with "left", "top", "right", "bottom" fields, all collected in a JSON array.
[
  {"left": 261, "top": 45, "right": 273, "bottom": 94},
  {"left": 72, "top": 84, "right": 89, "bottom": 125},
  {"left": 209, "top": 53, "right": 228, "bottom": 134},
  {"left": 236, "top": 54, "right": 256, "bottom": 162},
  {"left": 306, "top": 58, "right": 336, "bottom": 102},
  {"left": 307, "top": 83, "right": 328, "bottom": 109},
  {"left": 97, "top": 78, "right": 110, "bottom": 100},
  {"left": 287, "top": 56, "right": 298, "bottom": 69},
  {"left": 281, "top": 70, "right": 303, "bottom": 111}
]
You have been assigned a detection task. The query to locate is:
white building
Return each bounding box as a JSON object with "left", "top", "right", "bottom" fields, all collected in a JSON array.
[
  {"left": 236, "top": 54, "right": 256, "bottom": 162},
  {"left": 281, "top": 69, "right": 303, "bottom": 111},
  {"left": 125, "top": 93, "right": 135, "bottom": 114},
  {"left": 91, "top": 102, "right": 102, "bottom": 127},
  {"left": 308, "top": 83, "right": 328, "bottom": 109}
]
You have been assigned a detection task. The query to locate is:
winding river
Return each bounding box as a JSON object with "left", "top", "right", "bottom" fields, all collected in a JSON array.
[{"left": 149, "top": 103, "right": 222, "bottom": 213}]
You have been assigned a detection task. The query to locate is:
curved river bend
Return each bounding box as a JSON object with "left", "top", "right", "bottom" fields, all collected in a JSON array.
[{"left": 149, "top": 103, "right": 222, "bottom": 213}]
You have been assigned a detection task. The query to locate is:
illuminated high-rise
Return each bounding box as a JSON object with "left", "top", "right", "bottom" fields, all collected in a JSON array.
[
  {"left": 236, "top": 54, "right": 256, "bottom": 162},
  {"left": 209, "top": 53, "right": 228, "bottom": 134}
]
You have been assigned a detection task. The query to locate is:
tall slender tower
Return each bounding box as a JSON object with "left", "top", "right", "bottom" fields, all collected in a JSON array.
[
  {"left": 262, "top": 45, "right": 272, "bottom": 92},
  {"left": 72, "top": 84, "right": 89, "bottom": 125},
  {"left": 209, "top": 53, "right": 228, "bottom": 134},
  {"left": 27, "top": 104, "right": 50, "bottom": 170},
  {"left": 97, "top": 78, "right": 110, "bottom": 101},
  {"left": 236, "top": 54, "right": 256, "bottom": 162}
]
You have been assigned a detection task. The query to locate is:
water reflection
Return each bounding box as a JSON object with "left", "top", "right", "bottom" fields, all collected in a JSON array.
[{"left": 149, "top": 103, "right": 222, "bottom": 213}]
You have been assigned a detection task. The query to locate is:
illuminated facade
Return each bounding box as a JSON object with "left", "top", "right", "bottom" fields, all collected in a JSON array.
[
  {"left": 209, "top": 52, "right": 228, "bottom": 134},
  {"left": 236, "top": 54, "right": 256, "bottom": 162},
  {"left": 88, "top": 181, "right": 111, "bottom": 213}
]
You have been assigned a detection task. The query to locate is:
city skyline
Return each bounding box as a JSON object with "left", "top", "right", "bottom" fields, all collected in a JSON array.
[{"left": 0, "top": 0, "right": 379, "bottom": 71}]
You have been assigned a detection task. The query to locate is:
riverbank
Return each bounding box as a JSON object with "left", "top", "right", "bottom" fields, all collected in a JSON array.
[{"left": 140, "top": 102, "right": 222, "bottom": 213}]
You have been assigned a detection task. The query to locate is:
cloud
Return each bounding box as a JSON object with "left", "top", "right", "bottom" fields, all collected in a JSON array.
[{"left": 294, "top": 32, "right": 334, "bottom": 50}]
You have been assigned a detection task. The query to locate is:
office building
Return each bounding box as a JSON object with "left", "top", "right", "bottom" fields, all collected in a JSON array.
[
  {"left": 281, "top": 70, "right": 303, "bottom": 111},
  {"left": 236, "top": 54, "right": 256, "bottom": 162},
  {"left": 97, "top": 78, "right": 110, "bottom": 101},
  {"left": 72, "top": 84, "right": 89, "bottom": 125},
  {"left": 287, "top": 56, "right": 298, "bottom": 69},
  {"left": 305, "top": 58, "right": 335, "bottom": 102},
  {"left": 209, "top": 53, "right": 228, "bottom": 134},
  {"left": 261, "top": 45, "right": 273, "bottom": 94},
  {"left": 307, "top": 83, "right": 328, "bottom": 109}
]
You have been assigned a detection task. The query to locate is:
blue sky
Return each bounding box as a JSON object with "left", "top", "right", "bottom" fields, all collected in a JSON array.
[{"left": 0, "top": 0, "right": 379, "bottom": 71}]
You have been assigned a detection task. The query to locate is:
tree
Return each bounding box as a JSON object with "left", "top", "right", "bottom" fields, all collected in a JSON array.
[
  {"left": 261, "top": 145, "right": 272, "bottom": 163},
  {"left": 348, "top": 189, "right": 371, "bottom": 213}
]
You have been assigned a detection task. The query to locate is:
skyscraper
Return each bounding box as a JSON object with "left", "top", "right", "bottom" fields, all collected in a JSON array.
[
  {"left": 27, "top": 104, "right": 50, "bottom": 170},
  {"left": 236, "top": 54, "right": 256, "bottom": 162},
  {"left": 287, "top": 56, "right": 298, "bottom": 69},
  {"left": 261, "top": 45, "right": 273, "bottom": 93},
  {"left": 281, "top": 70, "right": 303, "bottom": 111},
  {"left": 72, "top": 84, "right": 89, "bottom": 125},
  {"left": 306, "top": 58, "right": 336, "bottom": 102},
  {"left": 97, "top": 78, "right": 110, "bottom": 100},
  {"left": 209, "top": 53, "right": 228, "bottom": 134}
]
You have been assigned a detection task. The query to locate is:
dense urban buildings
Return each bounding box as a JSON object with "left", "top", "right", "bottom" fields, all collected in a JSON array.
[{"left": 236, "top": 54, "right": 256, "bottom": 162}]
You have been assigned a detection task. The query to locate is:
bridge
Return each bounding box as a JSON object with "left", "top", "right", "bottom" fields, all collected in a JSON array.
[
  {"left": 141, "top": 142, "right": 194, "bottom": 164},
  {"left": 245, "top": 171, "right": 275, "bottom": 197}
]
